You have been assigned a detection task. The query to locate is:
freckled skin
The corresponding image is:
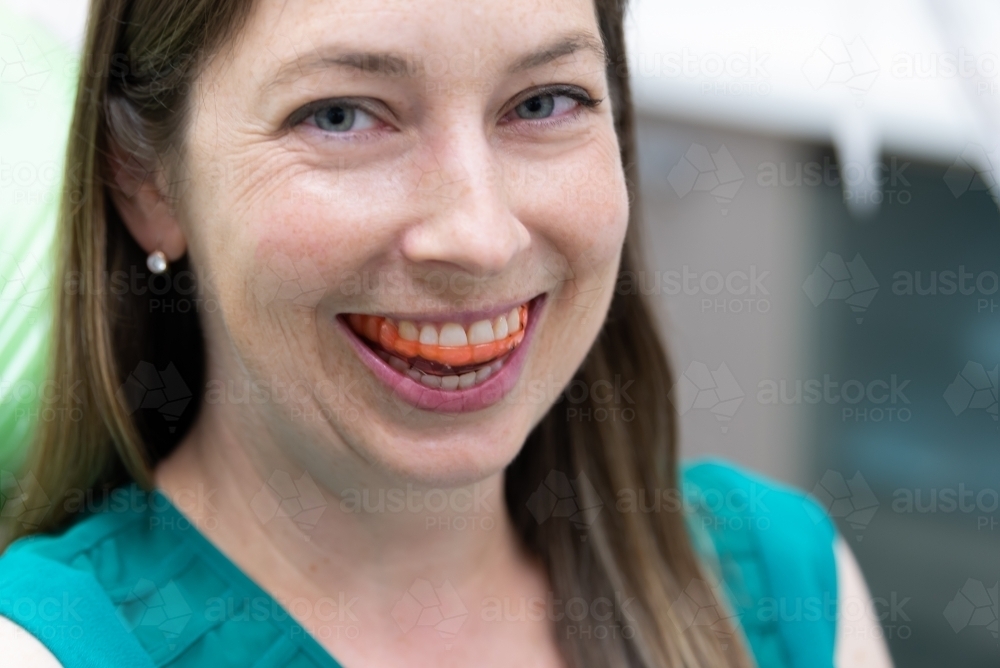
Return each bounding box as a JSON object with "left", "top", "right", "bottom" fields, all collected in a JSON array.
[
  {"left": 156, "top": 0, "right": 628, "bottom": 665},
  {"left": 177, "top": 0, "right": 627, "bottom": 488}
]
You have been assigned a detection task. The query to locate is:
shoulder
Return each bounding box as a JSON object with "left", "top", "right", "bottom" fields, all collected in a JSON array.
[
  {"left": 0, "top": 614, "right": 63, "bottom": 667},
  {"left": 1, "top": 486, "right": 341, "bottom": 667},
  {"left": 831, "top": 536, "right": 895, "bottom": 668},
  {"left": 0, "top": 489, "right": 171, "bottom": 668},
  {"left": 679, "top": 458, "right": 839, "bottom": 668},
  {"left": 680, "top": 457, "right": 838, "bottom": 573}
]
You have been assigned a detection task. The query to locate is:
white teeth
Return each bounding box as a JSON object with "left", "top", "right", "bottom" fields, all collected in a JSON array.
[
  {"left": 492, "top": 315, "right": 508, "bottom": 340},
  {"left": 468, "top": 320, "right": 495, "bottom": 345},
  {"left": 419, "top": 324, "right": 438, "bottom": 345},
  {"left": 398, "top": 320, "right": 419, "bottom": 341},
  {"left": 419, "top": 373, "right": 442, "bottom": 388},
  {"left": 390, "top": 357, "right": 500, "bottom": 390},
  {"left": 507, "top": 308, "right": 521, "bottom": 333},
  {"left": 438, "top": 323, "right": 468, "bottom": 347}
]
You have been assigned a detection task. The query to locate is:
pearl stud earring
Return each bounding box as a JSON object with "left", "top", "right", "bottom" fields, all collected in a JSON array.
[{"left": 147, "top": 249, "right": 169, "bottom": 274}]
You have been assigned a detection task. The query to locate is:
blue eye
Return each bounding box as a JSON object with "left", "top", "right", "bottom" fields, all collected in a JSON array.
[
  {"left": 310, "top": 103, "right": 378, "bottom": 133},
  {"left": 515, "top": 94, "right": 556, "bottom": 119},
  {"left": 510, "top": 89, "right": 600, "bottom": 122}
]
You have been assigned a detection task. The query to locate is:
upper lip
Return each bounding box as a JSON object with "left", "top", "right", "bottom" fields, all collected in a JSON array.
[{"left": 339, "top": 293, "right": 543, "bottom": 325}]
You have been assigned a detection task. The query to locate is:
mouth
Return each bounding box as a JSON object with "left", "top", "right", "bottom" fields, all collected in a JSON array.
[{"left": 337, "top": 295, "right": 544, "bottom": 413}]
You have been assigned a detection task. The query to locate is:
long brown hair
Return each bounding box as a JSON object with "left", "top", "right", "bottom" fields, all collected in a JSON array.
[{"left": 6, "top": 1, "right": 751, "bottom": 666}]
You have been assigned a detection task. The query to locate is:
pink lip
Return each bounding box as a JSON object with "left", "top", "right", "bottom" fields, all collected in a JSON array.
[{"left": 337, "top": 295, "right": 545, "bottom": 414}]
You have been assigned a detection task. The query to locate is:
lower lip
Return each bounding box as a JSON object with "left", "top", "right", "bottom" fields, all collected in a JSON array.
[{"left": 337, "top": 296, "right": 544, "bottom": 414}]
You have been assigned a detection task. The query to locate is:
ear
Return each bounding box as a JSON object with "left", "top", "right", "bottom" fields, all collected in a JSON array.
[{"left": 107, "top": 140, "right": 187, "bottom": 262}]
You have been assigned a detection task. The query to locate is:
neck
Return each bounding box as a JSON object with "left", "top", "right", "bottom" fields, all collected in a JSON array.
[{"left": 153, "top": 401, "right": 545, "bottom": 639}]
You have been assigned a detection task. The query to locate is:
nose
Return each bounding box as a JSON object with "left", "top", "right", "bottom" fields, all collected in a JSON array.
[{"left": 400, "top": 129, "right": 531, "bottom": 277}]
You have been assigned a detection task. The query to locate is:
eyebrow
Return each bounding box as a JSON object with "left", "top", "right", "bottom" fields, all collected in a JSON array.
[{"left": 266, "top": 31, "right": 608, "bottom": 89}]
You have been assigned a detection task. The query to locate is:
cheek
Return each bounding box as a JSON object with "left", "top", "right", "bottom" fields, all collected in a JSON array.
[{"left": 508, "top": 134, "right": 629, "bottom": 295}]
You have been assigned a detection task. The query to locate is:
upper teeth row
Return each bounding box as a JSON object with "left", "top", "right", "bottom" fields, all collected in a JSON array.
[{"left": 393, "top": 307, "right": 523, "bottom": 347}]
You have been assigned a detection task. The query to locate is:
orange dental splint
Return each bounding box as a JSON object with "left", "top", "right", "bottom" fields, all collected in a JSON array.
[{"left": 348, "top": 305, "right": 527, "bottom": 368}]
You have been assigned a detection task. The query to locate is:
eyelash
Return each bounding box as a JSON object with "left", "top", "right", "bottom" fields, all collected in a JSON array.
[
  {"left": 290, "top": 85, "right": 602, "bottom": 140},
  {"left": 501, "top": 85, "right": 603, "bottom": 130}
]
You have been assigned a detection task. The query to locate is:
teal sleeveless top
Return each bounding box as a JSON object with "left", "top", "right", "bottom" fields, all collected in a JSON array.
[{"left": 0, "top": 459, "right": 837, "bottom": 667}]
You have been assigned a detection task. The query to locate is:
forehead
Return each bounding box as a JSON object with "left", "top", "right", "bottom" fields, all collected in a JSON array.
[{"left": 228, "top": 0, "right": 604, "bottom": 84}]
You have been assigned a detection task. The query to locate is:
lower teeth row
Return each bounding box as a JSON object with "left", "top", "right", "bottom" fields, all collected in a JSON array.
[{"left": 377, "top": 351, "right": 503, "bottom": 390}]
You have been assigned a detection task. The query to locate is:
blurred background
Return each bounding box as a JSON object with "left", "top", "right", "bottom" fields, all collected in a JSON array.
[{"left": 1, "top": 0, "right": 997, "bottom": 665}]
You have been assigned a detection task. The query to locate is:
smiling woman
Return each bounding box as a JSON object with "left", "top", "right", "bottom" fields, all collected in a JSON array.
[{"left": 0, "top": 1, "right": 891, "bottom": 667}]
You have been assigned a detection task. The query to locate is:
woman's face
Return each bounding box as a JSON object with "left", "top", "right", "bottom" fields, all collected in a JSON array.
[{"left": 179, "top": 0, "right": 629, "bottom": 486}]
